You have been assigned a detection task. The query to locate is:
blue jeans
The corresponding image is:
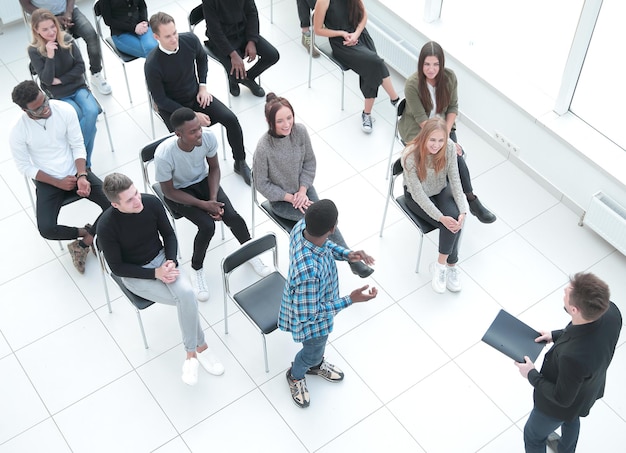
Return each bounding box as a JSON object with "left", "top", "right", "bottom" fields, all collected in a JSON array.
[
  {"left": 524, "top": 408, "right": 580, "bottom": 453},
  {"left": 291, "top": 335, "right": 328, "bottom": 380},
  {"left": 112, "top": 32, "right": 157, "bottom": 58},
  {"left": 60, "top": 88, "right": 99, "bottom": 168}
]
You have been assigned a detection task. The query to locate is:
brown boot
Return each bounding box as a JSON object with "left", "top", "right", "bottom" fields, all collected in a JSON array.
[{"left": 67, "top": 240, "right": 89, "bottom": 274}]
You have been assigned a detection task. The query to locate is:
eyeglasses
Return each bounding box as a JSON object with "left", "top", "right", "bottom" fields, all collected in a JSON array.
[{"left": 25, "top": 95, "right": 50, "bottom": 116}]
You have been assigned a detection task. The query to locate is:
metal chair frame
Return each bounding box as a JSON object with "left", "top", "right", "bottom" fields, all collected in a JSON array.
[
  {"left": 379, "top": 157, "right": 437, "bottom": 273},
  {"left": 250, "top": 170, "right": 297, "bottom": 238},
  {"left": 386, "top": 98, "right": 407, "bottom": 179}
]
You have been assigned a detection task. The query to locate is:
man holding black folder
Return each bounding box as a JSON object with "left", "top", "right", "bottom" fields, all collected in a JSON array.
[{"left": 515, "top": 272, "right": 622, "bottom": 453}]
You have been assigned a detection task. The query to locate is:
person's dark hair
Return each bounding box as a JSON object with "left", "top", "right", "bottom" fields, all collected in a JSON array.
[
  {"left": 149, "top": 12, "right": 175, "bottom": 34},
  {"left": 417, "top": 41, "right": 450, "bottom": 116},
  {"left": 264, "top": 92, "right": 295, "bottom": 137},
  {"left": 103, "top": 173, "right": 134, "bottom": 203},
  {"left": 305, "top": 199, "right": 338, "bottom": 237},
  {"left": 347, "top": 0, "right": 365, "bottom": 29},
  {"left": 12, "top": 80, "right": 42, "bottom": 109},
  {"left": 170, "top": 107, "right": 197, "bottom": 131},
  {"left": 569, "top": 272, "right": 610, "bottom": 321}
]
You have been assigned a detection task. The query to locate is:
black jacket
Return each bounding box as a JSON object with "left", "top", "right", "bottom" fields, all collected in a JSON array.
[{"left": 529, "top": 302, "right": 622, "bottom": 421}]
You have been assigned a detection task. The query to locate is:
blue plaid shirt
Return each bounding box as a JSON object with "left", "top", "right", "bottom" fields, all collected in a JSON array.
[{"left": 278, "top": 219, "right": 352, "bottom": 342}]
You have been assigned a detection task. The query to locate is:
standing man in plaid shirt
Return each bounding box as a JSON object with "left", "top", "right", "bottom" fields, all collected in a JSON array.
[{"left": 279, "top": 199, "right": 377, "bottom": 408}]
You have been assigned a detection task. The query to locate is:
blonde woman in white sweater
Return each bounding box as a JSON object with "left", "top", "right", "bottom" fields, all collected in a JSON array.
[
  {"left": 253, "top": 93, "right": 373, "bottom": 278},
  {"left": 402, "top": 117, "right": 467, "bottom": 293}
]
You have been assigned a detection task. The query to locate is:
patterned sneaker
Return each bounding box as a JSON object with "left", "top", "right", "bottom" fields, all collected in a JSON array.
[
  {"left": 306, "top": 359, "right": 344, "bottom": 382},
  {"left": 286, "top": 367, "right": 310, "bottom": 408},
  {"left": 67, "top": 240, "right": 89, "bottom": 274},
  {"left": 430, "top": 262, "right": 447, "bottom": 294},
  {"left": 301, "top": 32, "right": 320, "bottom": 58},
  {"left": 248, "top": 256, "right": 272, "bottom": 277},
  {"left": 193, "top": 268, "right": 210, "bottom": 302},
  {"left": 361, "top": 112, "right": 373, "bottom": 134},
  {"left": 446, "top": 265, "right": 462, "bottom": 292},
  {"left": 91, "top": 72, "right": 112, "bottom": 95}
]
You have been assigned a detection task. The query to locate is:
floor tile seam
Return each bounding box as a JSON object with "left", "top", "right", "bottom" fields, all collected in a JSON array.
[{"left": 0, "top": 416, "right": 72, "bottom": 450}]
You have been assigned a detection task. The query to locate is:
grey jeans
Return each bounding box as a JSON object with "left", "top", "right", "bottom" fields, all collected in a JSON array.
[{"left": 122, "top": 250, "right": 205, "bottom": 352}]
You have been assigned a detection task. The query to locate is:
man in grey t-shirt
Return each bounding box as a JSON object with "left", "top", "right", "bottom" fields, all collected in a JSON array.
[{"left": 154, "top": 107, "right": 269, "bottom": 301}]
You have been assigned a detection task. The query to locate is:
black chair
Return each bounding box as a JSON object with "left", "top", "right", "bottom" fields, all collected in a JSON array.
[
  {"left": 139, "top": 135, "right": 224, "bottom": 251},
  {"left": 386, "top": 98, "right": 407, "bottom": 179},
  {"left": 250, "top": 171, "right": 297, "bottom": 238},
  {"left": 188, "top": 4, "right": 232, "bottom": 108},
  {"left": 307, "top": 9, "right": 349, "bottom": 110},
  {"left": 93, "top": 0, "right": 139, "bottom": 105},
  {"left": 95, "top": 239, "right": 155, "bottom": 349},
  {"left": 379, "top": 158, "right": 437, "bottom": 273},
  {"left": 221, "top": 233, "right": 285, "bottom": 372}
]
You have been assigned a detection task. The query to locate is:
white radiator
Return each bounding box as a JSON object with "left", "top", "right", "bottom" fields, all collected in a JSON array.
[
  {"left": 367, "top": 19, "right": 420, "bottom": 78},
  {"left": 582, "top": 191, "right": 626, "bottom": 256},
  {"left": 0, "top": 1, "right": 23, "bottom": 26}
]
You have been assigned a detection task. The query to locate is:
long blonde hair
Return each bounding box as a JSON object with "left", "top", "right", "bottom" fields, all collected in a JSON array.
[
  {"left": 30, "top": 9, "right": 71, "bottom": 56},
  {"left": 404, "top": 117, "right": 448, "bottom": 181}
]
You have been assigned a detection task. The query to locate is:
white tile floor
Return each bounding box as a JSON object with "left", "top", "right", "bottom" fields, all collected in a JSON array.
[{"left": 1, "top": 1, "right": 625, "bottom": 452}]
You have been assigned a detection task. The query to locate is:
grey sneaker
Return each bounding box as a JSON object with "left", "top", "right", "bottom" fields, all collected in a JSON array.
[
  {"left": 446, "top": 265, "right": 462, "bottom": 292},
  {"left": 91, "top": 72, "right": 112, "bottom": 95},
  {"left": 306, "top": 359, "right": 344, "bottom": 382},
  {"left": 286, "top": 367, "right": 310, "bottom": 408},
  {"left": 361, "top": 112, "right": 373, "bottom": 134},
  {"left": 301, "top": 32, "right": 320, "bottom": 58}
]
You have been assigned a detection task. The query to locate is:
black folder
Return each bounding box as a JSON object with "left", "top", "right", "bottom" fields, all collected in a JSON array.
[{"left": 482, "top": 309, "right": 546, "bottom": 363}]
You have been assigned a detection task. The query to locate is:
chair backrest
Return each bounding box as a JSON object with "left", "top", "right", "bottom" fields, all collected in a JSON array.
[
  {"left": 392, "top": 157, "right": 403, "bottom": 177},
  {"left": 189, "top": 4, "right": 204, "bottom": 30},
  {"left": 140, "top": 134, "right": 174, "bottom": 193},
  {"left": 397, "top": 98, "right": 407, "bottom": 117},
  {"left": 223, "top": 233, "right": 277, "bottom": 274}
]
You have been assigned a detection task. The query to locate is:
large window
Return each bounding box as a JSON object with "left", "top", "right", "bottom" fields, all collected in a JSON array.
[{"left": 570, "top": 0, "right": 626, "bottom": 149}]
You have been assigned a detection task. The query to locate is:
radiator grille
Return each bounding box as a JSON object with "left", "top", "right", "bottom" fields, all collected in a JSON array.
[
  {"left": 0, "top": 1, "right": 23, "bottom": 25},
  {"left": 584, "top": 192, "right": 626, "bottom": 256},
  {"left": 367, "top": 20, "right": 419, "bottom": 78}
]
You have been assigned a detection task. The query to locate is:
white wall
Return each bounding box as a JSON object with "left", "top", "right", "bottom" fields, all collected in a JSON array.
[{"left": 369, "top": 1, "right": 626, "bottom": 217}]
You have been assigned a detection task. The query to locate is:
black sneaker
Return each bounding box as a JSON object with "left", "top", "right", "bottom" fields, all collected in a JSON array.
[
  {"left": 228, "top": 77, "right": 240, "bottom": 97},
  {"left": 240, "top": 78, "right": 265, "bottom": 97},
  {"left": 234, "top": 160, "right": 251, "bottom": 185},
  {"left": 306, "top": 359, "right": 344, "bottom": 382},
  {"left": 286, "top": 368, "right": 310, "bottom": 408}
]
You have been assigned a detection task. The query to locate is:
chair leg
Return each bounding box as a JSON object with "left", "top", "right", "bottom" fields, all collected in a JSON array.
[
  {"left": 386, "top": 130, "right": 397, "bottom": 181},
  {"left": 121, "top": 64, "right": 132, "bottom": 104},
  {"left": 379, "top": 195, "right": 391, "bottom": 237},
  {"left": 340, "top": 71, "right": 345, "bottom": 111},
  {"left": 98, "top": 262, "right": 113, "bottom": 314},
  {"left": 135, "top": 309, "right": 149, "bottom": 349},
  {"left": 101, "top": 109, "right": 115, "bottom": 152},
  {"left": 221, "top": 127, "right": 226, "bottom": 161},
  {"left": 261, "top": 333, "right": 269, "bottom": 373},
  {"left": 415, "top": 232, "right": 425, "bottom": 273},
  {"left": 220, "top": 222, "right": 225, "bottom": 240}
]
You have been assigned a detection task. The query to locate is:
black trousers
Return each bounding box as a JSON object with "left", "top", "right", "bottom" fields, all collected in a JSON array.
[
  {"left": 35, "top": 171, "right": 110, "bottom": 240},
  {"left": 164, "top": 178, "right": 250, "bottom": 270},
  {"left": 207, "top": 35, "right": 279, "bottom": 82},
  {"left": 159, "top": 96, "right": 245, "bottom": 162}
]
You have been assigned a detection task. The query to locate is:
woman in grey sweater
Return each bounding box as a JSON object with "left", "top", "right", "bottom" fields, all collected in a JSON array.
[
  {"left": 253, "top": 93, "right": 373, "bottom": 278},
  {"left": 402, "top": 117, "right": 467, "bottom": 294}
]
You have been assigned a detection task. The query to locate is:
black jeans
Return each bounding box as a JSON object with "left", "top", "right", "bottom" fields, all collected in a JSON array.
[
  {"left": 449, "top": 130, "right": 473, "bottom": 194},
  {"left": 35, "top": 171, "right": 110, "bottom": 240},
  {"left": 207, "top": 35, "right": 280, "bottom": 82},
  {"left": 159, "top": 96, "right": 245, "bottom": 162},
  {"left": 403, "top": 185, "right": 463, "bottom": 264},
  {"left": 61, "top": 8, "right": 103, "bottom": 74},
  {"left": 296, "top": 0, "right": 317, "bottom": 28},
  {"left": 164, "top": 178, "right": 250, "bottom": 270}
]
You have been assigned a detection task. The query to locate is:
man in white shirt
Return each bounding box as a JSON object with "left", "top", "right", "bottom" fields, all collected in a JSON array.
[{"left": 10, "top": 80, "right": 110, "bottom": 273}]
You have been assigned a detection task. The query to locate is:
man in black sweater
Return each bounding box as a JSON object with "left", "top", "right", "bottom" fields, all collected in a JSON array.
[
  {"left": 202, "top": 0, "right": 279, "bottom": 97},
  {"left": 515, "top": 272, "right": 622, "bottom": 453},
  {"left": 97, "top": 173, "right": 225, "bottom": 386},
  {"left": 145, "top": 12, "right": 251, "bottom": 185}
]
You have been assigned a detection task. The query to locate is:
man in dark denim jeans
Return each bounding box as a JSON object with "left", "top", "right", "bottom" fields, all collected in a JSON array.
[{"left": 20, "top": 0, "right": 113, "bottom": 95}]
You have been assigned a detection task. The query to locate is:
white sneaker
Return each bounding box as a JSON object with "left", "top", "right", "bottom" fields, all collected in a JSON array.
[
  {"left": 361, "top": 112, "right": 373, "bottom": 134},
  {"left": 91, "top": 72, "right": 112, "bottom": 95},
  {"left": 430, "top": 262, "right": 447, "bottom": 294},
  {"left": 248, "top": 256, "right": 272, "bottom": 277},
  {"left": 181, "top": 357, "right": 199, "bottom": 385},
  {"left": 197, "top": 348, "right": 225, "bottom": 376},
  {"left": 446, "top": 265, "right": 462, "bottom": 292},
  {"left": 193, "top": 268, "right": 210, "bottom": 302}
]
